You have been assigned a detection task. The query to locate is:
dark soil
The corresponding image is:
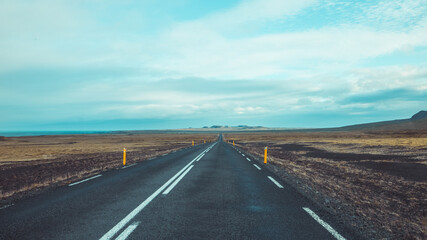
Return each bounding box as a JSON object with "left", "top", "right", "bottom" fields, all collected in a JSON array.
[
  {"left": 267, "top": 143, "right": 426, "bottom": 182},
  {"left": 0, "top": 143, "right": 187, "bottom": 205},
  {"left": 356, "top": 161, "right": 427, "bottom": 181},
  {"left": 235, "top": 140, "right": 427, "bottom": 239}
]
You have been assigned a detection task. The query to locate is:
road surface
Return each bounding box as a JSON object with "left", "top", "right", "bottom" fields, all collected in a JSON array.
[{"left": 0, "top": 136, "right": 360, "bottom": 239}]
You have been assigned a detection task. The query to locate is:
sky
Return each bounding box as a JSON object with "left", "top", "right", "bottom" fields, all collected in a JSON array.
[{"left": 0, "top": 0, "right": 426, "bottom": 131}]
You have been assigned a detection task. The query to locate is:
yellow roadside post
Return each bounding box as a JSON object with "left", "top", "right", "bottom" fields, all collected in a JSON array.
[
  {"left": 233, "top": 140, "right": 235, "bottom": 146},
  {"left": 204, "top": 140, "right": 206, "bottom": 144},
  {"left": 123, "top": 148, "right": 126, "bottom": 166},
  {"left": 192, "top": 140, "right": 194, "bottom": 146},
  {"left": 264, "top": 147, "right": 267, "bottom": 164}
]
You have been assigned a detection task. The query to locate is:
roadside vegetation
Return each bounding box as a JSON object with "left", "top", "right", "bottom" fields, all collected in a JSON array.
[
  {"left": 225, "top": 130, "right": 427, "bottom": 239},
  {"left": 0, "top": 133, "right": 217, "bottom": 205}
]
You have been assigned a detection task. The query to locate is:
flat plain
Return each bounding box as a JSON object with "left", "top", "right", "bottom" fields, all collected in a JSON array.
[
  {"left": 0, "top": 133, "right": 217, "bottom": 204},
  {"left": 225, "top": 130, "right": 427, "bottom": 239}
]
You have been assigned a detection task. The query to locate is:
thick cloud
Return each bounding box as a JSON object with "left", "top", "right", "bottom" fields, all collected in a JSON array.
[{"left": 0, "top": 0, "right": 426, "bottom": 130}]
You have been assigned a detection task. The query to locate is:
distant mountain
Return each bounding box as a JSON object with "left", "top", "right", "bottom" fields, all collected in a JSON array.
[
  {"left": 175, "top": 125, "right": 272, "bottom": 132},
  {"left": 112, "top": 111, "right": 427, "bottom": 134},
  {"left": 336, "top": 111, "right": 427, "bottom": 131},
  {"left": 410, "top": 110, "right": 427, "bottom": 120},
  {"left": 175, "top": 112, "right": 427, "bottom": 132}
]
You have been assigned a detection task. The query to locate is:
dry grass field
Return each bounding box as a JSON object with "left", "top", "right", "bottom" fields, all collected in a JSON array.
[
  {"left": 0, "top": 133, "right": 217, "bottom": 204},
  {"left": 225, "top": 130, "right": 427, "bottom": 239}
]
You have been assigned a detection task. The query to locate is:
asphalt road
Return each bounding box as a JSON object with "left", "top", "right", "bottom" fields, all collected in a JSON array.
[{"left": 0, "top": 136, "right": 360, "bottom": 239}]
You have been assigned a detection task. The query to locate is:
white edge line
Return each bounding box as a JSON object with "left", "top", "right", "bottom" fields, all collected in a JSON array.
[
  {"left": 162, "top": 165, "right": 194, "bottom": 195},
  {"left": 267, "top": 176, "right": 284, "bottom": 188},
  {"left": 246, "top": 157, "right": 251, "bottom": 161},
  {"left": 69, "top": 174, "right": 102, "bottom": 186},
  {"left": 99, "top": 146, "right": 209, "bottom": 240},
  {"left": 253, "top": 164, "right": 261, "bottom": 170},
  {"left": 122, "top": 163, "right": 136, "bottom": 169},
  {"left": 303, "top": 207, "right": 346, "bottom": 240},
  {"left": 115, "top": 221, "right": 140, "bottom": 240},
  {"left": 0, "top": 204, "right": 14, "bottom": 210}
]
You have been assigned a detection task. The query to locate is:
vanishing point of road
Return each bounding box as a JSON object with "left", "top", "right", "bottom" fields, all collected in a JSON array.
[{"left": 0, "top": 135, "right": 362, "bottom": 239}]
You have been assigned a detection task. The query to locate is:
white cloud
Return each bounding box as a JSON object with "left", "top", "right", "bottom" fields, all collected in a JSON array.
[
  {"left": 138, "top": 0, "right": 427, "bottom": 80},
  {"left": 0, "top": 0, "right": 95, "bottom": 71},
  {"left": 198, "top": 0, "right": 317, "bottom": 33},
  {"left": 1, "top": 0, "right": 426, "bottom": 128},
  {"left": 148, "top": 24, "right": 427, "bottom": 79},
  {"left": 360, "top": 0, "right": 427, "bottom": 30},
  {"left": 234, "top": 106, "right": 265, "bottom": 115},
  {"left": 348, "top": 65, "right": 427, "bottom": 93},
  {"left": 2, "top": 0, "right": 426, "bottom": 80}
]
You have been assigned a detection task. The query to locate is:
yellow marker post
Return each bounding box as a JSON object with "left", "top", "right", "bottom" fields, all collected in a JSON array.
[
  {"left": 233, "top": 140, "right": 235, "bottom": 146},
  {"left": 264, "top": 147, "right": 267, "bottom": 164},
  {"left": 123, "top": 148, "right": 126, "bottom": 166},
  {"left": 192, "top": 140, "right": 194, "bottom": 146},
  {"left": 204, "top": 140, "right": 206, "bottom": 144}
]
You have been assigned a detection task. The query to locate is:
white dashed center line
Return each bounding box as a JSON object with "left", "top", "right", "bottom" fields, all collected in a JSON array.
[{"left": 246, "top": 157, "right": 251, "bottom": 161}]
